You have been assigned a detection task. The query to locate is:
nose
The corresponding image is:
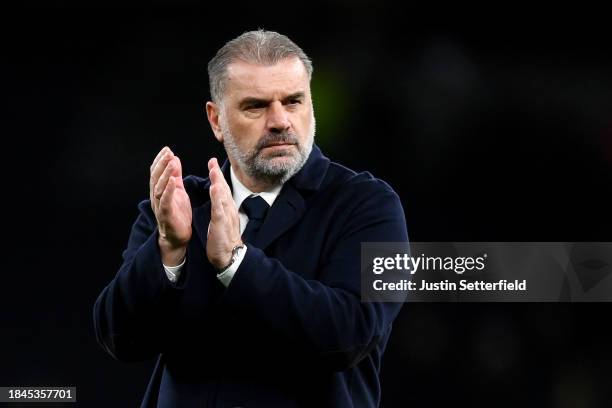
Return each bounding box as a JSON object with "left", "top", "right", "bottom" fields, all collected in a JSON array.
[{"left": 266, "top": 101, "right": 291, "bottom": 133}]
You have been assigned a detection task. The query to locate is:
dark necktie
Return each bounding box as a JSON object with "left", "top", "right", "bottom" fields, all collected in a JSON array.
[{"left": 240, "top": 195, "right": 270, "bottom": 244}]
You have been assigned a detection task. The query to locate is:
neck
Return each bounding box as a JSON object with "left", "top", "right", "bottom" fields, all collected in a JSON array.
[{"left": 231, "top": 162, "right": 279, "bottom": 193}]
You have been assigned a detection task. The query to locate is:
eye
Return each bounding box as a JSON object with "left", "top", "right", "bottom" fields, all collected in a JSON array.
[
  {"left": 244, "top": 102, "right": 266, "bottom": 111},
  {"left": 286, "top": 98, "right": 302, "bottom": 108}
]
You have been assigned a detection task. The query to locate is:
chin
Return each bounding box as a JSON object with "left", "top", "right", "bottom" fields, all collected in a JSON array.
[{"left": 260, "top": 156, "right": 296, "bottom": 171}]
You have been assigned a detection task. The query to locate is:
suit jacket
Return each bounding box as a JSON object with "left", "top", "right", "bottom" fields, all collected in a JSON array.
[{"left": 93, "top": 145, "right": 409, "bottom": 407}]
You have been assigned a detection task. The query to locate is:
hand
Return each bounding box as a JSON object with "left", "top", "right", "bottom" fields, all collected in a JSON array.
[
  {"left": 206, "top": 157, "right": 242, "bottom": 269},
  {"left": 150, "top": 146, "right": 192, "bottom": 266}
]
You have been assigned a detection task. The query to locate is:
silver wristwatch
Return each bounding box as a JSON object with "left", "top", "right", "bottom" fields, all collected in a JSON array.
[{"left": 217, "top": 244, "right": 246, "bottom": 273}]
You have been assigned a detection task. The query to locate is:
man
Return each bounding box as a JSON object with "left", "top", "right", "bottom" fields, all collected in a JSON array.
[{"left": 94, "top": 30, "right": 408, "bottom": 407}]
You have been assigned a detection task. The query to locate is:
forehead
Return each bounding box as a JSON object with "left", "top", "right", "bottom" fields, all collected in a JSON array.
[{"left": 224, "top": 57, "right": 309, "bottom": 100}]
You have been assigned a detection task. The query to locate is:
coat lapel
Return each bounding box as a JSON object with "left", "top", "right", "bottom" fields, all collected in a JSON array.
[{"left": 251, "top": 182, "right": 305, "bottom": 250}]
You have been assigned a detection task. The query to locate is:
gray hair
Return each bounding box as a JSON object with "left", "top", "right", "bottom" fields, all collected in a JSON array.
[{"left": 207, "top": 29, "right": 313, "bottom": 104}]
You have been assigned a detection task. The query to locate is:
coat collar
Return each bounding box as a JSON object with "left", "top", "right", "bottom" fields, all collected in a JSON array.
[{"left": 192, "top": 144, "right": 330, "bottom": 251}]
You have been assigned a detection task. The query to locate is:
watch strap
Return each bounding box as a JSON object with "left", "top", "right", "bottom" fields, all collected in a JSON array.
[{"left": 217, "top": 244, "right": 245, "bottom": 273}]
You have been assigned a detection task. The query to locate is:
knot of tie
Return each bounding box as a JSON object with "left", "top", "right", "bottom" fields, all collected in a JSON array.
[
  {"left": 240, "top": 196, "right": 270, "bottom": 244},
  {"left": 241, "top": 195, "right": 270, "bottom": 221}
]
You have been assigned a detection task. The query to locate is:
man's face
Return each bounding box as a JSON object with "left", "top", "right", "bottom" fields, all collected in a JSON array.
[{"left": 209, "top": 57, "right": 315, "bottom": 184}]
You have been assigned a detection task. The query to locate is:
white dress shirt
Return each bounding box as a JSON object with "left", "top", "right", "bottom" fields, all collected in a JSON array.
[{"left": 163, "top": 166, "right": 282, "bottom": 287}]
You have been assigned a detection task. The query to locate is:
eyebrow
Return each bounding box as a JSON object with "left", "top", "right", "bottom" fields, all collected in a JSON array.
[{"left": 238, "top": 92, "right": 305, "bottom": 110}]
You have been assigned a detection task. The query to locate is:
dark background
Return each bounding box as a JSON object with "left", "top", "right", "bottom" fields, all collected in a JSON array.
[{"left": 2, "top": 5, "right": 611, "bottom": 407}]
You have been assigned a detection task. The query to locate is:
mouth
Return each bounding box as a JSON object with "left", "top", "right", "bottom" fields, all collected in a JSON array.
[{"left": 261, "top": 142, "right": 296, "bottom": 150}]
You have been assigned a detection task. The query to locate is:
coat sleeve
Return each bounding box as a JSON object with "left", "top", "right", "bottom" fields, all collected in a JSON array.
[
  {"left": 217, "top": 180, "right": 409, "bottom": 372},
  {"left": 93, "top": 200, "right": 188, "bottom": 362}
]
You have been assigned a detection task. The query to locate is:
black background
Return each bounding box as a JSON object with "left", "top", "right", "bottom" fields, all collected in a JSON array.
[{"left": 2, "top": 5, "right": 611, "bottom": 407}]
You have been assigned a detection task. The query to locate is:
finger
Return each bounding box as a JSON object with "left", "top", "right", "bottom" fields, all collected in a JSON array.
[
  {"left": 208, "top": 158, "right": 234, "bottom": 217},
  {"left": 150, "top": 152, "right": 175, "bottom": 193},
  {"left": 159, "top": 175, "right": 177, "bottom": 216},
  {"left": 209, "top": 161, "right": 232, "bottom": 200},
  {"left": 150, "top": 146, "right": 172, "bottom": 174},
  {"left": 218, "top": 174, "right": 235, "bottom": 212},
  {"left": 208, "top": 162, "right": 222, "bottom": 191},
  {"left": 155, "top": 160, "right": 175, "bottom": 201},
  {"left": 207, "top": 157, "right": 218, "bottom": 172},
  {"left": 170, "top": 157, "right": 185, "bottom": 190},
  {"left": 209, "top": 184, "right": 226, "bottom": 221},
  {"left": 215, "top": 165, "right": 233, "bottom": 198},
  {"left": 220, "top": 192, "right": 239, "bottom": 232},
  {"left": 211, "top": 178, "right": 239, "bottom": 236},
  {"left": 209, "top": 162, "right": 219, "bottom": 184},
  {"left": 150, "top": 148, "right": 171, "bottom": 212},
  {"left": 173, "top": 156, "right": 184, "bottom": 179}
]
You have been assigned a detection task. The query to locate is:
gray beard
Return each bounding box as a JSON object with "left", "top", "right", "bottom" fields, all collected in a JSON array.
[{"left": 220, "top": 114, "right": 315, "bottom": 186}]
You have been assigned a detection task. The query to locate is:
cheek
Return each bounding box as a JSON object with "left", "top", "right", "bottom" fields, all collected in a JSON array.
[
  {"left": 231, "top": 119, "right": 265, "bottom": 146},
  {"left": 294, "top": 111, "right": 313, "bottom": 137}
]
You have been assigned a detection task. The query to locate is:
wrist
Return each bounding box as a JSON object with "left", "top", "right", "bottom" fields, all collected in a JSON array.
[
  {"left": 215, "top": 242, "right": 244, "bottom": 271},
  {"left": 158, "top": 236, "right": 187, "bottom": 266}
]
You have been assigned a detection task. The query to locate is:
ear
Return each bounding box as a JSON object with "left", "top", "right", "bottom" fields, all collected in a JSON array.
[{"left": 205, "top": 101, "right": 224, "bottom": 143}]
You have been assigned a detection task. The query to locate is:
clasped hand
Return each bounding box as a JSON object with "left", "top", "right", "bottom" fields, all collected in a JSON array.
[{"left": 149, "top": 147, "right": 241, "bottom": 269}]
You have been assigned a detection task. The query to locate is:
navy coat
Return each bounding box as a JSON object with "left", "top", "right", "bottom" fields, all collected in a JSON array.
[{"left": 93, "top": 145, "right": 408, "bottom": 407}]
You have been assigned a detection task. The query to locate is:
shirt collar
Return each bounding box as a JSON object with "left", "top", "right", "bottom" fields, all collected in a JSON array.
[{"left": 230, "top": 166, "right": 283, "bottom": 210}]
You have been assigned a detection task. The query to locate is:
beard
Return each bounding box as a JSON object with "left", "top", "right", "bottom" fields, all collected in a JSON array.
[{"left": 220, "top": 112, "right": 315, "bottom": 186}]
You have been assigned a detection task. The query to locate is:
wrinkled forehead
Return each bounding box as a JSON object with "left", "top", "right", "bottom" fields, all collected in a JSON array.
[{"left": 224, "top": 57, "right": 310, "bottom": 102}]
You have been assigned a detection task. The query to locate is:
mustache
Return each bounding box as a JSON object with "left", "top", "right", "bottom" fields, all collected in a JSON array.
[{"left": 254, "top": 131, "right": 299, "bottom": 152}]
